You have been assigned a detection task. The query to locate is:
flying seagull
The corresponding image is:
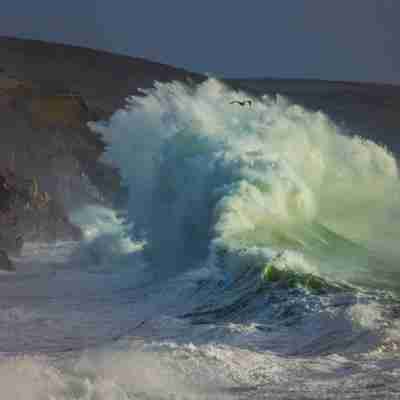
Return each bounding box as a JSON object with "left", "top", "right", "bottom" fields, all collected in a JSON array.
[{"left": 230, "top": 100, "right": 252, "bottom": 107}]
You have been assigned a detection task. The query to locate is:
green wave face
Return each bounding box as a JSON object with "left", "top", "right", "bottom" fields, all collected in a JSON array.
[{"left": 91, "top": 79, "right": 400, "bottom": 292}]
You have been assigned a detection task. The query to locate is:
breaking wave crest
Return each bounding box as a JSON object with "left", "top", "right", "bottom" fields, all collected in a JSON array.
[{"left": 90, "top": 78, "right": 400, "bottom": 291}]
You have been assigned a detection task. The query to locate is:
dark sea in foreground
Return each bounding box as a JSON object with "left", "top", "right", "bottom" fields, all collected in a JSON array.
[{"left": 1, "top": 45, "right": 400, "bottom": 398}]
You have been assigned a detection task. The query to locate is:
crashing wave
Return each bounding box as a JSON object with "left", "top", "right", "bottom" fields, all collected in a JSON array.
[{"left": 89, "top": 78, "right": 400, "bottom": 291}]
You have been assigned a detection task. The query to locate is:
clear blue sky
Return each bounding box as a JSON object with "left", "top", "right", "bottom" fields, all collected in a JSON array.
[{"left": 1, "top": 1, "right": 399, "bottom": 84}]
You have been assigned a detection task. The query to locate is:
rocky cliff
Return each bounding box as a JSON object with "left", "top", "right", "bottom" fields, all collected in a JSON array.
[
  {"left": 0, "top": 37, "right": 203, "bottom": 269},
  {"left": 1, "top": 36, "right": 399, "bottom": 271}
]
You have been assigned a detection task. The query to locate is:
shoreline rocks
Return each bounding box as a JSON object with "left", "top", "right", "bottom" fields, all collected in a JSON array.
[{"left": 0, "top": 249, "right": 14, "bottom": 271}]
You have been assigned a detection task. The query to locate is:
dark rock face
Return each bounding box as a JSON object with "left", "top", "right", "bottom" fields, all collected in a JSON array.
[
  {"left": 0, "top": 36, "right": 204, "bottom": 116},
  {"left": 0, "top": 166, "right": 84, "bottom": 257},
  {"left": 2, "top": 36, "right": 398, "bottom": 272},
  {"left": 0, "top": 37, "right": 203, "bottom": 267},
  {"left": 0, "top": 170, "right": 20, "bottom": 254},
  {"left": 29, "top": 93, "right": 89, "bottom": 129},
  {"left": 0, "top": 249, "right": 14, "bottom": 271},
  {"left": 0, "top": 72, "right": 110, "bottom": 257}
]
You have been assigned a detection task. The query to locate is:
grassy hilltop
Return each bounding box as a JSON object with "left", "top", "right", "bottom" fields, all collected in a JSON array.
[{"left": 0, "top": 36, "right": 399, "bottom": 269}]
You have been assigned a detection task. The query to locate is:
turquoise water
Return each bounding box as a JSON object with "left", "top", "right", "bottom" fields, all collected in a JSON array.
[{"left": 0, "top": 79, "right": 399, "bottom": 399}]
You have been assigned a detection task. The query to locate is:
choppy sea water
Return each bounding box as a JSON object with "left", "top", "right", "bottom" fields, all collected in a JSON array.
[{"left": 1, "top": 79, "right": 400, "bottom": 399}]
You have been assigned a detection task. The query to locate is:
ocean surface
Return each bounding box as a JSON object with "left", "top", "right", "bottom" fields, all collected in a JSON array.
[{"left": 1, "top": 79, "right": 400, "bottom": 399}]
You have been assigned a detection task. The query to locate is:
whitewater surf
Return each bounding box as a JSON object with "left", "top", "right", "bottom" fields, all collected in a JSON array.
[
  {"left": 0, "top": 78, "right": 399, "bottom": 399},
  {"left": 91, "top": 78, "right": 400, "bottom": 290}
]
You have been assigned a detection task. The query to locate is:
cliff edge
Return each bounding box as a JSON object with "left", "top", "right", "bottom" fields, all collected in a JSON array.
[{"left": 0, "top": 37, "right": 203, "bottom": 269}]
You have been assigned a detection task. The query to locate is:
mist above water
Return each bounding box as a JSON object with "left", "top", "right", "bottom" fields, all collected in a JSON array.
[{"left": 90, "top": 78, "right": 400, "bottom": 289}]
